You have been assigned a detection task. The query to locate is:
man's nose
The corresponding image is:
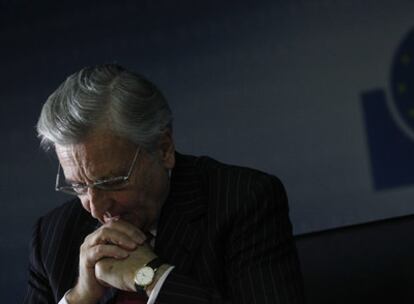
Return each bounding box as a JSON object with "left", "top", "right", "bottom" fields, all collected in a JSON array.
[{"left": 87, "top": 187, "right": 112, "bottom": 220}]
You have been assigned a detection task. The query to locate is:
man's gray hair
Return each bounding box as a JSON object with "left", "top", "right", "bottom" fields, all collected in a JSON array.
[{"left": 37, "top": 64, "right": 173, "bottom": 152}]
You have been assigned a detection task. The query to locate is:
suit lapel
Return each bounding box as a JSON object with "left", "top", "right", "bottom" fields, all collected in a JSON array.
[{"left": 155, "top": 152, "right": 207, "bottom": 274}]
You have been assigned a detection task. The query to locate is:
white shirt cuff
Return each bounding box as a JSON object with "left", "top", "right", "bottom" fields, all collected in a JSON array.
[
  {"left": 147, "top": 266, "right": 175, "bottom": 304},
  {"left": 58, "top": 289, "right": 71, "bottom": 304}
]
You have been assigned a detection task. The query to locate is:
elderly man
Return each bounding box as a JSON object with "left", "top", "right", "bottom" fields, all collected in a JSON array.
[{"left": 24, "top": 64, "right": 305, "bottom": 304}]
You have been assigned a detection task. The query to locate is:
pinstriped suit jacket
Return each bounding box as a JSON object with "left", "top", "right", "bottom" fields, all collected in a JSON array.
[{"left": 24, "top": 152, "right": 305, "bottom": 303}]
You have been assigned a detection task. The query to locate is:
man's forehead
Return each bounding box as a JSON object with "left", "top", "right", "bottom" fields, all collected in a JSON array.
[
  {"left": 58, "top": 145, "right": 127, "bottom": 162},
  {"left": 55, "top": 133, "right": 136, "bottom": 176},
  {"left": 55, "top": 143, "right": 101, "bottom": 163},
  {"left": 56, "top": 130, "right": 134, "bottom": 157}
]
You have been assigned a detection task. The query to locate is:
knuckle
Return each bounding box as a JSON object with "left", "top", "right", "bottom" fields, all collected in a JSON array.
[
  {"left": 105, "top": 221, "right": 116, "bottom": 228},
  {"left": 100, "top": 226, "right": 110, "bottom": 235},
  {"left": 83, "top": 234, "right": 93, "bottom": 245},
  {"left": 97, "top": 227, "right": 113, "bottom": 241},
  {"left": 102, "top": 230, "right": 113, "bottom": 239},
  {"left": 80, "top": 242, "right": 89, "bottom": 254},
  {"left": 93, "top": 244, "right": 105, "bottom": 256}
]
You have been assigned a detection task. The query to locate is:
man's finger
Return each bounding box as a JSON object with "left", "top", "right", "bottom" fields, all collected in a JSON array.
[
  {"left": 89, "top": 228, "right": 142, "bottom": 250},
  {"left": 83, "top": 244, "right": 130, "bottom": 268},
  {"left": 102, "top": 219, "right": 147, "bottom": 244}
]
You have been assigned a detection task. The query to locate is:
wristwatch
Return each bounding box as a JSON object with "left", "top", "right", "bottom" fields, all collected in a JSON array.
[{"left": 134, "top": 257, "right": 164, "bottom": 292}]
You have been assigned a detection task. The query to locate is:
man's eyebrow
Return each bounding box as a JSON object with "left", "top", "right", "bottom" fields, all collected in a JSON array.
[
  {"left": 95, "top": 169, "right": 127, "bottom": 181},
  {"left": 95, "top": 170, "right": 126, "bottom": 181},
  {"left": 64, "top": 169, "right": 126, "bottom": 184}
]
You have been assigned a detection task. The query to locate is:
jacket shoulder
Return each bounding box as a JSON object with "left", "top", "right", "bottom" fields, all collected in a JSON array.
[
  {"left": 191, "top": 154, "right": 288, "bottom": 213},
  {"left": 194, "top": 154, "right": 285, "bottom": 192}
]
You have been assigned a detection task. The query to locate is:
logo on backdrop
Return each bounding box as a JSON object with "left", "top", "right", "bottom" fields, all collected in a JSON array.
[{"left": 362, "top": 27, "right": 414, "bottom": 190}]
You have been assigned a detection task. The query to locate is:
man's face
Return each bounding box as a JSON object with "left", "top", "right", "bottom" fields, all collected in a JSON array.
[{"left": 55, "top": 129, "right": 175, "bottom": 231}]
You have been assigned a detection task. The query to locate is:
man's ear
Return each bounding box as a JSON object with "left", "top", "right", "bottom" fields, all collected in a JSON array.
[{"left": 159, "top": 129, "right": 175, "bottom": 169}]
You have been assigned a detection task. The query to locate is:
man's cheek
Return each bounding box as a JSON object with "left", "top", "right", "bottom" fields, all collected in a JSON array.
[{"left": 114, "top": 192, "right": 143, "bottom": 207}]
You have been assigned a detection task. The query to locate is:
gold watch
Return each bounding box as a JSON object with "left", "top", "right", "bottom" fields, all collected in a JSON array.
[{"left": 134, "top": 257, "right": 163, "bottom": 292}]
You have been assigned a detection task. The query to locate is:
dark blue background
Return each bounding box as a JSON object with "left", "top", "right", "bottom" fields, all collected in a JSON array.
[{"left": 2, "top": 0, "right": 414, "bottom": 302}]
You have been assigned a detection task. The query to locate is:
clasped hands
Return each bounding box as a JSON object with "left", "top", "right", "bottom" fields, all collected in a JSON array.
[{"left": 67, "top": 218, "right": 156, "bottom": 304}]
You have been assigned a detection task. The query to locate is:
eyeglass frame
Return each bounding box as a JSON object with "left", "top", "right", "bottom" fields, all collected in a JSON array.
[{"left": 55, "top": 147, "right": 141, "bottom": 196}]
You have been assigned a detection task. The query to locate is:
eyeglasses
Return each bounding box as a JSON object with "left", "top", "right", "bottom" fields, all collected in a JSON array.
[{"left": 55, "top": 147, "right": 141, "bottom": 196}]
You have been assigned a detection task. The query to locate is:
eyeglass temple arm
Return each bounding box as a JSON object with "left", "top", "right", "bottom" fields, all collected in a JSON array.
[{"left": 55, "top": 164, "right": 61, "bottom": 189}]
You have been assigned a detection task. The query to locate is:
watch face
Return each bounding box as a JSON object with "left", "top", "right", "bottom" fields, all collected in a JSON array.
[{"left": 135, "top": 266, "right": 155, "bottom": 286}]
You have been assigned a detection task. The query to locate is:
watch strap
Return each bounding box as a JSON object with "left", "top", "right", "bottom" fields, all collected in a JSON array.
[{"left": 146, "top": 257, "right": 163, "bottom": 271}]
